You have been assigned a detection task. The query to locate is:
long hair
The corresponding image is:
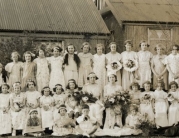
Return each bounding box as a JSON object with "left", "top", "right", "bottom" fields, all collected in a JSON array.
[{"left": 63, "top": 54, "right": 80, "bottom": 68}]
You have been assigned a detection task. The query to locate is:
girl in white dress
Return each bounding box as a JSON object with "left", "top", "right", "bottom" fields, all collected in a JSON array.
[
  {"left": 0, "top": 83, "right": 11, "bottom": 135},
  {"left": 78, "top": 42, "right": 93, "bottom": 88},
  {"left": 106, "top": 42, "right": 122, "bottom": 85},
  {"left": 63, "top": 44, "right": 80, "bottom": 85},
  {"left": 168, "top": 81, "right": 179, "bottom": 126},
  {"left": 104, "top": 73, "right": 123, "bottom": 129},
  {"left": 5, "top": 51, "right": 22, "bottom": 90},
  {"left": 140, "top": 81, "right": 154, "bottom": 122},
  {"left": 129, "top": 82, "right": 141, "bottom": 106},
  {"left": 65, "top": 79, "right": 79, "bottom": 97},
  {"left": 48, "top": 46, "right": 65, "bottom": 90},
  {"left": 153, "top": 81, "right": 168, "bottom": 127},
  {"left": 40, "top": 86, "right": 54, "bottom": 131},
  {"left": 10, "top": 82, "right": 26, "bottom": 136},
  {"left": 93, "top": 43, "right": 107, "bottom": 93},
  {"left": 53, "top": 84, "right": 66, "bottom": 121},
  {"left": 34, "top": 46, "right": 50, "bottom": 92},
  {"left": 137, "top": 40, "right": 153, "bottom": 88},
  {"left": 163, "top": 45, "right": 179, "bottom": 85},
  {"left": 121, "top": 40, "right": 138, "bottom": 91},
  {"left": 25, "top": 80, "right": 41, "bottom": 113}
]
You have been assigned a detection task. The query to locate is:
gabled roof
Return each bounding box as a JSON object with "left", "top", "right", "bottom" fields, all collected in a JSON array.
[
  {"left": 0, "top": 0, "right": 109, "bottom": 34},
  {"left": 106, "top": 0, "right": 179, "bottom": 24}
]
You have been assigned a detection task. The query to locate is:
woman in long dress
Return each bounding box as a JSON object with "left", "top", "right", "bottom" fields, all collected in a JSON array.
[
  {"left": 48, "top": 46, "right": 65, "bottom": 90},
  {"left": 151, "top": 44, "right": 168, "bottom": 90},
  {"left": 33, "top": 46, "right": 50, "bottom": 92},
  {"left": 137, "top": 40, "right": 153, "bottom": 88},
  {"left": 5, "top": 51, "right": 22, "bottom": 90},
  {"left": 121, "top": 40, "right": 138, "bottom": 91},
  {"left": 104, "top": 73, "right": 123, "bottom": 129},
  {"left": 63, "top": 44, "right": 80, "bottom": 86},
  {"left": 93, "top": 43, "right": 106, "bottom": 94},
  {"left": 106, "top": 42, "right": 122, "bottom": 85},
  {"left": 78, "top": 42, "right": 93, "bottom": 88}
]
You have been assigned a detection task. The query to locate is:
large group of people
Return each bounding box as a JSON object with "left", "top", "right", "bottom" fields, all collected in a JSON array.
[{"left": 0, "top": 40, "right": 179, "bottom": 137}]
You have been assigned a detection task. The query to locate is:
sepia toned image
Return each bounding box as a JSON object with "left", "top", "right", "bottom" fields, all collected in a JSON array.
[{"left": 0, "top": 0, "right": 179, "bottom": 137}]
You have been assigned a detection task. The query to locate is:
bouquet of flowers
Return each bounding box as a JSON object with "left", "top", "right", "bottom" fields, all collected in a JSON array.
[
  {"left": 14, "top": 102, "right": 24, "bottom": 110},
  {"left": 141, "top": 94, "right": 152, "bottom": 104},
  {"left": 104, "top": 91, "right": 131, "bottom": 111},
  {"left": 123, "top": 59, "right": 138, "bottom": 72},
  {"left": 106, "top": 61, "right": 122, "bottom": 73},
  {"left": 167, "top": 93, "right": 175, "bottom": 102}
]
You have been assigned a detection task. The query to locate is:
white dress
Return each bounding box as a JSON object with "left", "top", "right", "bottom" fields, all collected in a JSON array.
[
  {"left": 40, "top": 95, "right": 54, "bottom": 129},
  {"left": 163, "top": 54, "right": 179, "bottom": 84},
  {"left": 48, "top": 56, "right": 65, "bottom": 90},
  {"left": 137, "top": 51, "right": 153, "bottom": 88},
  {"left": 63, "top": 54, "right": 78, "bottom": 86},
  {"left": 26, "top": 91, "right": 41, "bottom": 114},
  {"left": 140, "top": 92, "right": 154, "bottom": 122},
  {"left": 53, "top": 93, "right": 66, "bottom": 121},
  {"left": 34, "top": 58, "right": 50, "bottom": 92},
  {"left": 121, "top": 51, "right": 138, "bottom": 90},
  {"left": 5, "top": 62, "right": 22, "bottom": 90},
  {"left": 153, "top": 90, "right": 168, "bottom": 127},
  {"left": 168, "top": 91, "right": 179, "bottom": 126},
  {"left": 0, "top": 93, "right": 11, "bottom": 134},
  {"left": 93, "top": 54, "right": 106, "bottom": 93},
  {"left": 104, "top": 84, "right": 123, "bottom": 129},
  {"left": 10, "top": 92, "right": 26, "bottom": 130},
  {"left": 106, "top": 52, "right": 122, "bottom": 85},
  {"left": 82, "top": 83, "right": 103, "bottom": 125}
]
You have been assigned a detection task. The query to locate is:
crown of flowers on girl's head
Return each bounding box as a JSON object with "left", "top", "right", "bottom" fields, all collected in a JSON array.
[
  {"left": 53, "top": 84, "right": 64, "bottom": 92},
  {"left": 95, "top": 43, "right": 105, "bottom": 52},
  {"left": 41, "top": 86, "right": 52, "bottom": 96},
  {"left": 124, "top": 40, "right": 133, "bottom": 46},
  {"left": 58, "top": 104, "right": 67, "bottom": 113},
  {"left": 66, "top": 79, "right": 78, "bottom": 89},
  {"left": 13, "top": 82, "right": 21, "bottom": 88},
  {"left": 87, "top": 72, "right": 98, "bottom": 80},
  {"left": 81, "top": 42, "right": 91, "bottom": 51},
  {"left": 26, "top": 79, "right": 36, "bottom": 88}
]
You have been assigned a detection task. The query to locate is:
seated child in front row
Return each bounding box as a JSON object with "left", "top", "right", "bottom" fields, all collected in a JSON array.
[
  {"left": 76, "top": 104, "right": 98, "bottom": 137},
  {"left": 123, "top": 105, "right": 142, "bottom": 135},
  {"left": 140, "top": 81, "right": 154, "bottom": 122},
  {"left": 129, "top": 82, "right": 141, "bottom": 106},
  {"left": 24, "top": 109, "right": 43, "bottom": 137},
  {"left": 52, "top": 104, "right": 76, "bottom": 136}
]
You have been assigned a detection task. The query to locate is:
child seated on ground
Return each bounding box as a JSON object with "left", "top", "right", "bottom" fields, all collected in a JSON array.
[
  {"left": 52, "top": 104, "right": 76, "bottom": 136},
  {"left": 24, "top": 109, "right": 43, "bottom": 137},
  {"left": 76, "top": 104, "right": 98, "bottom": 137}
]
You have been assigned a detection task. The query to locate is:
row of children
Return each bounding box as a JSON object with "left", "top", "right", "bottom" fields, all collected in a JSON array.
[
  {"left": 0, "top": 70, "right": 179, "bottom": 137},
  {"left": 1, "top": 40, "right": 179, "bottom": 93}
]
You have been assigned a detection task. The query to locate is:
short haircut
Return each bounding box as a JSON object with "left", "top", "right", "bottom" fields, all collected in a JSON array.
[
  {"left": 129, "top": 82, "right": 140, "bottom": 90},
  {"left": 169, "top": 81, "right": 178, "bottom": 89}
]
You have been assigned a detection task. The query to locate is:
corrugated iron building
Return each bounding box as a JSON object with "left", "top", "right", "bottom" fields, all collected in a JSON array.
[
  {"left": 0, "top": 0, "right": 110, "bottom": 53},
  {"left": 102, "top": 0, "right": 179, "bottom": 54}
]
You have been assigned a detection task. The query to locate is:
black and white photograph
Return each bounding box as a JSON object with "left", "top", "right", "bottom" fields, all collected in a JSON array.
[{"left": 0, "top": 0, "right": 179, "bottom": 137}]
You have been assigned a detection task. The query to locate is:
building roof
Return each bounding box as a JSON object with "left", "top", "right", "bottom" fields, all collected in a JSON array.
[
  {"left": 105, "top": 0, "right": 179, "bottom": 24},
  {"left": 0, "top": 0, "right": 109, "bottom": 34}
]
